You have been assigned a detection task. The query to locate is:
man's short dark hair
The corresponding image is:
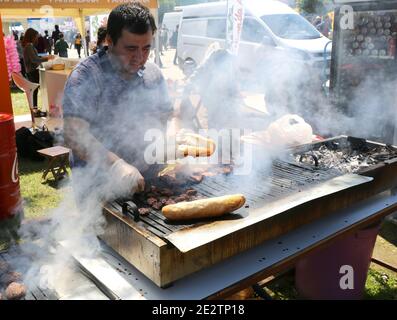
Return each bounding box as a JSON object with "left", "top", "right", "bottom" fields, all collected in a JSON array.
[
  {"left": 107, "top": 2, "right": 157, "bottom": 45},
  {"left": 97, "top": 26, "right": 107, "bottom": 44}
]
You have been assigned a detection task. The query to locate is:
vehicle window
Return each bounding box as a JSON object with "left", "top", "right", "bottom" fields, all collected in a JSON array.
[
  {"left": 181, "top": 19, "right": 207, "bottom": 37},
  {"left": 207, "top": 18, "right": 226, "bottom": 39},
  {"left": 241, "top": 18, "right": 269, "bottom": 43},
  {"left": 261, "top": 14, "right": 321, "bottom": 40}
]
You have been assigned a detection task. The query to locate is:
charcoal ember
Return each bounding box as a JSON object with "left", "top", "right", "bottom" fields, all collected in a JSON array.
[
  {"left": 186, "top": 189, "right": 197, "bottom": 196},
  {"left": 138, "top": 208, "right": 150, "bottom": 216},
  {"left": 159, "top": 188, "right": 173, "bottom": 197},
  {"left": 146, "top": 197, "right": 157, "bottom": 206},
  {"left": 1, "top": 271, "right": 22, "bottom": 286},
  {"left": 5, "top": 282, "right": 27, "bottom": 300}
]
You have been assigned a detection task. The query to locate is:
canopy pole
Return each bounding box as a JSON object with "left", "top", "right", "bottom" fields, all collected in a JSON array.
[
  {"left": 0, "top": 15, "right": 13, "bottom": 115},
  {"left": 79, "top": 9, "right": 88, "bottom": 57}
]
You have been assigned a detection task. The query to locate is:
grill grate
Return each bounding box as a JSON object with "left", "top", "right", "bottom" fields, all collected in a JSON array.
[
  {"left": 110, "top": 159, "right": 341, "bottom": 240},
  {"left": 108, "top": 136, "right": 397, "bottom": 241}
]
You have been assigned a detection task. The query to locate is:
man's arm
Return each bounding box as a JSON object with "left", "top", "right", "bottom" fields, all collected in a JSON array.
[
  {"left": 64, "top": 116, "right": 145, "bottom": 194},
  {"left": 63, "top": 116, "right": 119, "bottom": 166}
]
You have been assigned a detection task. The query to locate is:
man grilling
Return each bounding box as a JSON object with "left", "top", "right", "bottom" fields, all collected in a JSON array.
[{"left": 63, "top": 2, "right": 181, "bottom": 199}]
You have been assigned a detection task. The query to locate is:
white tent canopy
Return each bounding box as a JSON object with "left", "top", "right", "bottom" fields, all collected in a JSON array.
[{"left": 1, "top": 1, "right": 158, "bottom": 36}]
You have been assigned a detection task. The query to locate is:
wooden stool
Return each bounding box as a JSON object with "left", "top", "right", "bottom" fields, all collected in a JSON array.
[{"left": 37, "top": 146, "right": 70, "bottom": 182}]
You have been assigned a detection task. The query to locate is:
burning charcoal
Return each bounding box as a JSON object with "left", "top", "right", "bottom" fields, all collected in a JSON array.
[
  {"left": 146, "top": 197, "right": 157, "bottom": 206},
  {"left": 0, "top": 271, "right": 22, "bottom": 286},
  {"left": 5, "top": 282, "right": 26, "bottom": 300},
  {"left": 159, "top": 188, "right": 173, "bottom": 197},
  {"left": 186, "top": 189, "right": 197, "bottom": 196},
  {"left": 138, "top": 208, "right": 150, "bottom": 216}
]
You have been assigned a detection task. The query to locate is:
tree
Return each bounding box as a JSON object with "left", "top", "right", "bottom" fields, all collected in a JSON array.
[
  {"left": 296, "top": 0, "right": 333, "bottom": 15},
  {"left": 159, "top": 0, "right": 219, "bottom": 24},
  {"left": 159, "top": 0, "right": 176, "bottom": 24}
]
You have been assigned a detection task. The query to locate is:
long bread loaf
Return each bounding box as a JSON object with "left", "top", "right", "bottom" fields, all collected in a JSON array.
[{"left": 162, "top": 194, "right": 246, "bottom": 221}]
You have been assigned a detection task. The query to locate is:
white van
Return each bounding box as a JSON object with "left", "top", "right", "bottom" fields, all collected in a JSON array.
[{"left": 177, "top": 0, "right": 331, "bottom": 84}]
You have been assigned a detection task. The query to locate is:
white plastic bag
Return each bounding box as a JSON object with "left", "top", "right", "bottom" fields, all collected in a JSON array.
[{"left": 266, "top": 114, "right": 313, "bottom": 146}]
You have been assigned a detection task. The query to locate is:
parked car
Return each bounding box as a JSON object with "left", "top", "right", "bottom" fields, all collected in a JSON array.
[{"left": 177, "top": 0, "right": 332, "bottom": 91}]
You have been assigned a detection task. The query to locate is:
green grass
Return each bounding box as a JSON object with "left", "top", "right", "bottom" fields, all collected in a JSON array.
[
  {"left": 18, "top": 157, "right": 70, "bottom": 219},
  {"left": 364, "top": 264, "right": 397, "bottom": 299},
  {"left": 10, "top": 88, "right": 42, "bottom": 116}
]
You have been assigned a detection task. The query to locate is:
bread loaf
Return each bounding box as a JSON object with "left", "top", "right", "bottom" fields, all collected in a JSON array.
[
  {"left": 176, "top": 132, "right": 216, "bottom": 158},
  {"left": 162, "top": 194, "right": 245, "bottom": 221}
]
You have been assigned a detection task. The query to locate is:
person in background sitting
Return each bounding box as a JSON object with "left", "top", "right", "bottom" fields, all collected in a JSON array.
[{"left": 54, "top": 33, "right": 69, "bottom": 57}]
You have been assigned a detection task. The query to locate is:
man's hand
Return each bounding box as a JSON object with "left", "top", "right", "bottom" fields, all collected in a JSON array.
[{"left": 110, "top": 159, "right": 145, "bottom": 195}]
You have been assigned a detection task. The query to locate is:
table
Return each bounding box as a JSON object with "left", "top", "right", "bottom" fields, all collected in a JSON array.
[
  {"left": 37, "top": 146, "right": 70, "bottom": 182},
  {"left": 39, "top": 68, "right": 72, "bottom": 117},
  {"left": 60, "top": 191, "right": 397, "bottom": 300}
]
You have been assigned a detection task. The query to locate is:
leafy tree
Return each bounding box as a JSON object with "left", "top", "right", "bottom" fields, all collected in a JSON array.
[
  {"left": 159, "top": 0, "right": 176, "bottom": 24},
  {"left": 296, "top": 0, "right": 333, "bottom": 15},
  {"left": 159, "top": 0, "right": 219, "bottom": 24}
]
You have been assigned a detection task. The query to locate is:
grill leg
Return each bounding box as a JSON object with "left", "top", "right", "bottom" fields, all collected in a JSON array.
[{"left": 386, "top": 188, "right": 397, "bottom": 226}]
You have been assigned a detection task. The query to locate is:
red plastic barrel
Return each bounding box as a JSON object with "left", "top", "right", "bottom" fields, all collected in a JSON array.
[
  {"left": 0, "top": 113, "right": 22, "bottom": 221},
  {"left": 295, "top": 222, "right": 381, "bottom": 300}
]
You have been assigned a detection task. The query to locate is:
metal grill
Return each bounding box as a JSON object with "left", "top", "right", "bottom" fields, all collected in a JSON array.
[
  {"left": 107, "top": 159, "right": 341, "bottom": 240},
  {"left": 106, "top": 136, "right": 397, "bottom": 241}
]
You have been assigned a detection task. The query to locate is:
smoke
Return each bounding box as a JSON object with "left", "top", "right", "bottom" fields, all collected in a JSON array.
[
  {"left": 7, "top": 10, "right": 396, "bottom": 297},
  {"left": 4, "top": 158, "right": 113, "bottom": 295}
]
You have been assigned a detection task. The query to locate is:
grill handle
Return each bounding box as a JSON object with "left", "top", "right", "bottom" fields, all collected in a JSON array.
[{"left": 122, "top": 201, "right": 140, "bottom": 222}]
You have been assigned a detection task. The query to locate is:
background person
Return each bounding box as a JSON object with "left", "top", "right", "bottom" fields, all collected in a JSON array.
[
  {"left": 22, "top": 28, "right": 54, "bottom": 114},
  {"left": 54, "top": 33, "right": 69, "bottom": 57}
]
